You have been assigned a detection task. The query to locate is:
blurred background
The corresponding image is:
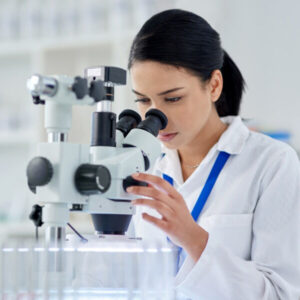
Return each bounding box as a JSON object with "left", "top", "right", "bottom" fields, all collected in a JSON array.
[{"left": 0, "top": 0, "right": 299, "bottom": 240}]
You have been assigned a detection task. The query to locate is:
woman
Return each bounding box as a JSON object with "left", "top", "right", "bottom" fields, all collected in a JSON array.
[{"left": 126, "top": 9, "right": 300, "bottom": 300}]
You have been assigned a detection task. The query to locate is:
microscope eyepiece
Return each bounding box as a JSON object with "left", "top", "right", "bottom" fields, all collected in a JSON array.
[
  {"left": 119, "top": 109, "right": 142, "bottom": 124},
  {"left": 137, "top": 109, "right": 168, "bottom": 137},
  {"left": 145, "top": 109, "right": 168, "bottom": 129},
  {"left": 117, "top": 109, "right": 142, "bottom": 137}
]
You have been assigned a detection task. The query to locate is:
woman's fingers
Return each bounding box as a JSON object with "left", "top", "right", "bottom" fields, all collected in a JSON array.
[
  {"left": 127, "top": 185, "right": 177, "bottom": 207},
  {"left": 131, "top": 172, "right": 181, "bottom": 199},
  {"left": 127, "top": 185, "right": 162, "bottom": 199},
  {"left": 133, "top": 198, "right": 174, "bottom": 219},
  {"left": 141, "top": 212, "right": 169, "bottom": 231}
]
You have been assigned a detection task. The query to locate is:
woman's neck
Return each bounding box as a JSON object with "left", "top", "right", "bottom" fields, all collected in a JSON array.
[{"left": 178, "top": 112, "right": 228, "bottom": 169}]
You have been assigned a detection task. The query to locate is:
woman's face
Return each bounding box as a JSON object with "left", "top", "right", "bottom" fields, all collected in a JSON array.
[{"left": 130, "top": 60, "right": 222, "bottom": 150}]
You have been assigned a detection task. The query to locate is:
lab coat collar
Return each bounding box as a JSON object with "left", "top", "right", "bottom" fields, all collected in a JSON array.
[
  {"left": 217, "top": 116, "right": 250, "bottom": 155},
  {"left": 156, "top": 116, "right": 250, "bottom": 179}
]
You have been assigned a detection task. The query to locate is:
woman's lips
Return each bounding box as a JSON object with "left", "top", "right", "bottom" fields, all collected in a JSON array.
[{"left": 158, "top": 132, "right": 178, "bottom": 142}]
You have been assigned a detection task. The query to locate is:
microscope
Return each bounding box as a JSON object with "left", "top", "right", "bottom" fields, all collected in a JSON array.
[{"left": 26, "top": 66, "right": 168, "bottom": 247}]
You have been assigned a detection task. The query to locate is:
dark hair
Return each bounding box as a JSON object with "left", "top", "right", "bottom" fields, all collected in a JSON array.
[{"left": 128, "top": 9, "right": 245, "bottom": 117}]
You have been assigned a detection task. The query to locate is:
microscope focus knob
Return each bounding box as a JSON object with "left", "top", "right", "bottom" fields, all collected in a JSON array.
[
  {"left": 123, "top": 175, "right": 148, "bottom": 191},
  {"left": 75, "top": 164, "right": 111, "bottom": 195},
  {"left": 26, "top": 157, "right": 53, "bottom": 193},
  {"left": 72, "top": 76, "right": 88, "bottom": 99},
  {"left": 89, "top": 80, "right": 105, "bottom": 102}
]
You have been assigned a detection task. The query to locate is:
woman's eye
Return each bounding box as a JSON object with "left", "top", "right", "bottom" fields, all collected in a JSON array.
[
  {"left": 134, "top": 98, "right": 150, "bottom": 103},
  {"left": 165, "top": 97, "right": 181, "bottom": 102}
]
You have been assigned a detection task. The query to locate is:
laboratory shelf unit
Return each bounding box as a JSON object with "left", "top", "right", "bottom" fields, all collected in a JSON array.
[{"left": 0, "top": 30, "right": 136, "bottom": 56}]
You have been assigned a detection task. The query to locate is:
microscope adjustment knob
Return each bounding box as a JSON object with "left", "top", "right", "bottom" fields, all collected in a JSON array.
[
  {"left": 75, "top": 164, "right": 111, "bottom": 195},
  {"left": 26, "top": 157, "right": 53, "bottom": 193},
  {"left": 29, "top": 204, "right": 43, "bottom": 227},
  {"left": 72, "top": 76, "right": 88, "bottom": 99},
  {"left": 123, "top": 175, "right": 148, "bottom": 191},
  {"left": 89, "top": 80, "right": 105, "bottom": 102}
]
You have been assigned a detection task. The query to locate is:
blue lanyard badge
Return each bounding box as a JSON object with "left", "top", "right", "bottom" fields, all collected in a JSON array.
[{"left": 163, "top": 151, "right": 230, "bottom": 272}]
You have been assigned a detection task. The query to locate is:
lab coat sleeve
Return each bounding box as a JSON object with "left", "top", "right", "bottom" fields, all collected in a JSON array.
[{"left": 175, "top": 147, "right": 300, "bottom": 300}]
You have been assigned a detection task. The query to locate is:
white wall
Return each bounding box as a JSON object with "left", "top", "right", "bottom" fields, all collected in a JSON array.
[{"left": 176, "top": 0, "right": 300, "bottom": 150}]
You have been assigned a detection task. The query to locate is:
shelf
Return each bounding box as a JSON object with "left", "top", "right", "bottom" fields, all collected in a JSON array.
[{"left": 0, "top": 30, "right": 136, "bottom": 57}]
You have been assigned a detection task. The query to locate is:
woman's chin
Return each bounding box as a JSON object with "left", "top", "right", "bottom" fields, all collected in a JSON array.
[{"left": 160, "top": 140, "right": 180, "bottom": 150}]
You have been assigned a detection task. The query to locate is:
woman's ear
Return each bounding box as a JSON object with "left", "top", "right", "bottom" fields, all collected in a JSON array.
[{"left": 209, "top": 70, "right": 223, "bottom": 103}]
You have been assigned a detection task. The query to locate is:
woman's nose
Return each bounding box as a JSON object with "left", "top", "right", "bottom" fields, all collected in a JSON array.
[
  {"left": 147, "top": 102, "right": 163, "bottom": 113},
  {"left": 149, "top": 103, "right": 158, "bottom": 110}
]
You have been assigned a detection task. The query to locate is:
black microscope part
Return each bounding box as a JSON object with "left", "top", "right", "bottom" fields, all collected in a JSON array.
[
  {"left": 91, "top": 112, "right": 116, "bottom": 147},
  {"left": 137, "top": 108, "right": 168, "bottom": 137},
  {"left": 29, "top": 204, "right": 43, "bottom": 227},
  {"left": 72, "top": 76, "right": 88, "bottom": 99},
  {"left": 91, "top": 214, "right": 132, "bottom": 235},
  {"left": 75, "top": 164, "right": 111, "bottom": 195},
  {"left": 32, "top": 95, "right": 45, "bottom": 105},
  {"left": 26, "top": 157, "right": 53, "bottom": 193},
  {"left": 117, "top": 109, "right": 142, "bottom": 137},
  {"left": 123, "top": 175, "right": 148, "bottom": 191},
  {"left": 118, "top": 109, "right": 142, "bottom": 124},
  {"left": 71, "top": 204, "right": 84, "bottom": 211},
  {"left": 103, "top": 66, "right": 126, "bottom": 85},
  {"left": 67, "top": 223, "right": 88, "bottom": 243},
  {"left": 89, "top": 80, "right": 105, "bottom": 102}
]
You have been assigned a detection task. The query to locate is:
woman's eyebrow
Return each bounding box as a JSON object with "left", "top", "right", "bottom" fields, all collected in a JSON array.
[
  {"left": 132, "top": 87, "right": 184, "bottom": 97},
  {"left": 132, "top": 89, "right": 145, "bottom": 96},
  {"left": 157, "top": 87, "right": 184, "bottom": 96}
]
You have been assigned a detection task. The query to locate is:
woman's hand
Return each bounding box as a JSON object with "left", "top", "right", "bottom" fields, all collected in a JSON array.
[{"left": 126, "top": 172, "right": 209, "bottom": 262}]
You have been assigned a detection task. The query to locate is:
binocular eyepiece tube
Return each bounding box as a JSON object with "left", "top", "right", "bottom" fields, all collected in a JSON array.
[{"left": 77, "top": 108, "right": 168, "bottom": 196}]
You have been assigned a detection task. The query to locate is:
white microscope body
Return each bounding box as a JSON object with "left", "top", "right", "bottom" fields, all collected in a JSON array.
[{"left": 26, "top": 66, "right": 168, "bottom": 247}]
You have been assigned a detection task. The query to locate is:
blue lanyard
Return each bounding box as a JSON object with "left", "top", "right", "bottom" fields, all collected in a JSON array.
[{"left": 163, "top": 151, "right": 230, "bottom": 271}]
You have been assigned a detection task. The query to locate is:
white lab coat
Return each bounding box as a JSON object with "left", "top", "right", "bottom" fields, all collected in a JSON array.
[{"left": 132, "top": 116, "right": 300, "bottom": 300}]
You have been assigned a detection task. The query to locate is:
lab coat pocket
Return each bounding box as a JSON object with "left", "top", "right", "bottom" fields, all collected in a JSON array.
[{"left": 199, "top": 214, "right": 253, "bottom": 259}]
